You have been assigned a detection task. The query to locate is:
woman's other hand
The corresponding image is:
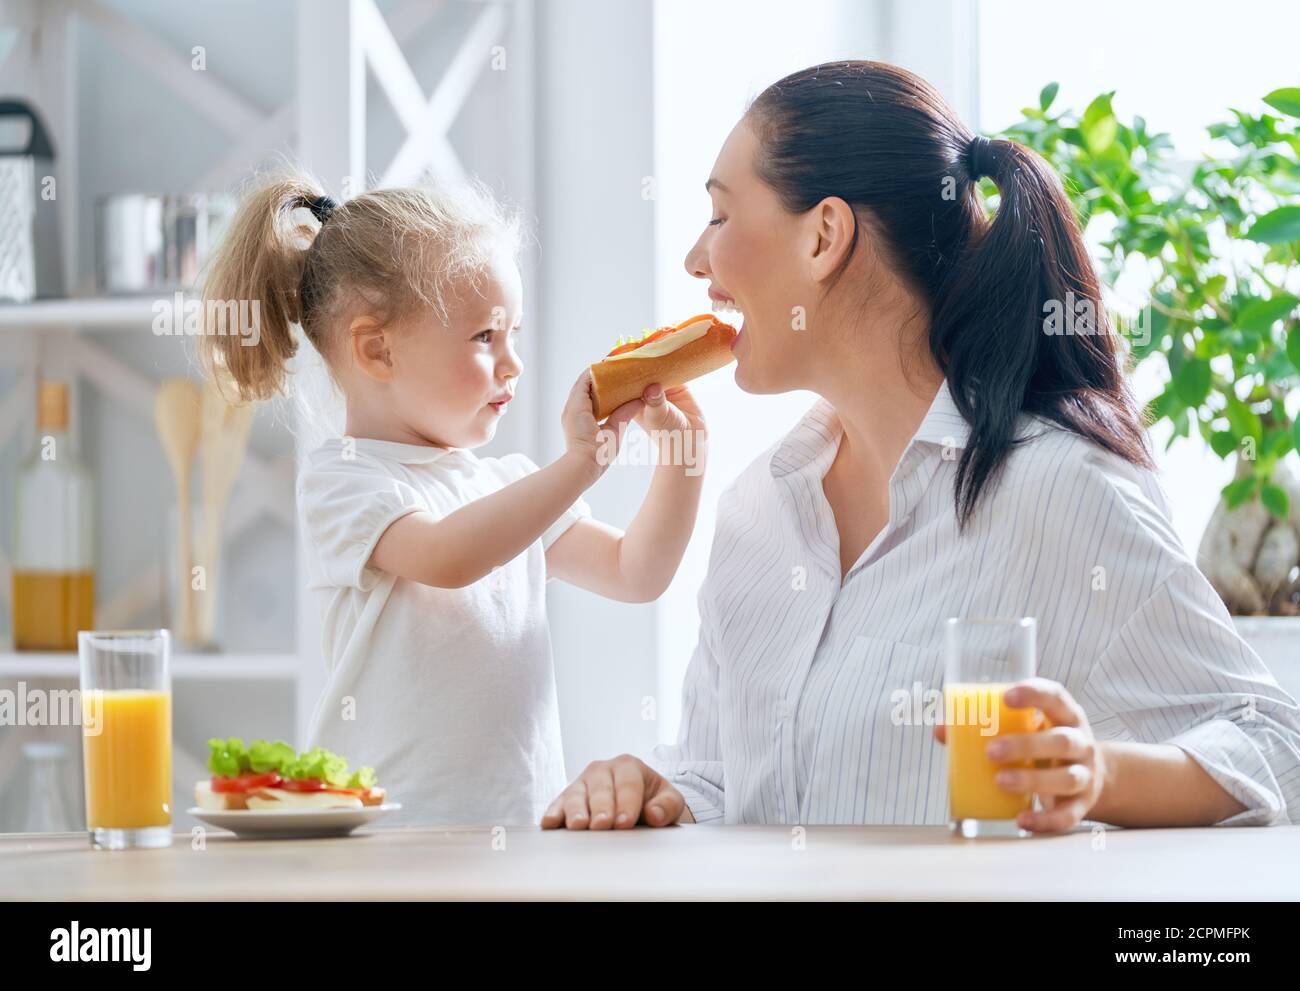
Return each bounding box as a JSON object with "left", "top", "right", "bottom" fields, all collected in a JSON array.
[
  {"left": 541, "top": 753, "right": 688, "bottom": 829},
  {"left": 933, "top": 676, "right": 1107, "bottom": 834}
]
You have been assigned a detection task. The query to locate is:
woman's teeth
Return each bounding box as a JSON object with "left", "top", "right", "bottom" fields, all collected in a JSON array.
[{"left": 711, "top": 298, "right": 742, "bottom": 317}]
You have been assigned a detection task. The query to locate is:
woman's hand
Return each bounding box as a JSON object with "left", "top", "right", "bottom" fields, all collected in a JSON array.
[
  {"left": 633, "top": 382, "right": 706, "bottom": 438},
  {"left": 933, "top": 677, "right": 1107, "bottom": 834},
  {"left": 540, "top": 754, "right": 687, "bottom": 829}
]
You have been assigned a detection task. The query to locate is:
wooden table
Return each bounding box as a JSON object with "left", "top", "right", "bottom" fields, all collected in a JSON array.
[{"left": 3, "top": 824, "right": 1297, "bottom": 900}]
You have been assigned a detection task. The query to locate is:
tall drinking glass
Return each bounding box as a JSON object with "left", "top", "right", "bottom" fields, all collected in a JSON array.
[
  {"left": 943, "top": 617, "right": 1041, "bottom": 838},
  {"left": 78, "top": 630, "right": 173, "bottom": 849}
]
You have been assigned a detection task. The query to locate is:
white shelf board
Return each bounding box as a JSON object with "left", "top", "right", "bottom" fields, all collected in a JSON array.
[
  {"left": 0, "top": 296, "right": 191, "bottom": 330},
  {"left": 0, "top": 651, "right": 300, "bottom": 681}
]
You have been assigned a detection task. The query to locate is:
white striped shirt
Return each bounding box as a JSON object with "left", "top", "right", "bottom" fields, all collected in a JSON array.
[{"left": 651, "top": 379, "right": 1300, "bottom": 826}]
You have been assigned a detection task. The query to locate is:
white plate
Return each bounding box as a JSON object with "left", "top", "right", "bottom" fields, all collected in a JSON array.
[{"left": 187, "top": 803, "right": 402, "bottom": 839}]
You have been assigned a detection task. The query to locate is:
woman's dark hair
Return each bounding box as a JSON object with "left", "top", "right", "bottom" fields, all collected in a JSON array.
[{"left": 746, "top": 60, "right": 1153, "bottom": 527}]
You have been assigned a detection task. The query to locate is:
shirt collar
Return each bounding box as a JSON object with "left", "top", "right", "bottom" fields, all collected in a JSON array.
[
  {"left": 334, "top": 436, "right": 473, "bottom": 465},
  {"left": 769, "top": 379, "right": 970, "bottom": 479}
]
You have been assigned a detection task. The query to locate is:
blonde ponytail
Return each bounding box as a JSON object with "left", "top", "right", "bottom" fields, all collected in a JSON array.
[{"left": 199, "top": 171, "right": 327, "bottom": 403}]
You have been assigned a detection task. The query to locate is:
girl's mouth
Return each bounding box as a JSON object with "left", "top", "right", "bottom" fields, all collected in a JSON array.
[{"left": 488, "top": 398, "right": 510, "bottom": 413}]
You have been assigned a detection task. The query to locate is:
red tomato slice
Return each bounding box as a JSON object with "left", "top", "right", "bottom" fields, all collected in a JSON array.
[
  {"left": 279, "top": 777, "right": 329, "bottom": 792},
  {"left": 210, "top": 771, "right": 282, "bottom": 793}
]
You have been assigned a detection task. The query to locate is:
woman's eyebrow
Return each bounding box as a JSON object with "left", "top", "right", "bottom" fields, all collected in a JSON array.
[{"left": 705, "top": 177, "right": 730, "bottom": 193}]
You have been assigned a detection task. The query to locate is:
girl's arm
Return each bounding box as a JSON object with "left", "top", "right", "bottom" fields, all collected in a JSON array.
[
  {"left": 371, "top": 449, "right": 601, "bottom": 588},
  {"left": 546, "top": 384, "right": 707, "bottom": 602},
  {"left": 369, "top": 370, "right": 639, "bottom": 589}
]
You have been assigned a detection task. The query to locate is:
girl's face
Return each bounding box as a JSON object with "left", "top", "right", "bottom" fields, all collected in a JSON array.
[
  {"left": 388, "top": 251, "right": 524, "bottom": 449},
  {"left": 684, "top": 118, "right": 821, "bottom": 395}
]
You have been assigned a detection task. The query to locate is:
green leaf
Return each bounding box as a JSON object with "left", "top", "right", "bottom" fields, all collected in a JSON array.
[
  {"left": 1289, "top": 325, "right": 1300, "bottom": 373},
  {"left": 1082, "top": 92, "right": 1119, "bottom": 153},
  {"left": 1263, "top": 87, "right": 1300, "bottom": 119},
  {"left": 1294, "top": 416, "right": 1300, "bottom": 456},
  {"left": 1245, "top": 205, "right": 1300, "bottom": 245},
  {"left": 1040, "top": 81, "right": 1060, "bottom": 113},
  {"left": 1173, "top": 359, "right": 1212, "bottom": 406},
  {"left": 1222, "top": 475, "right": 1260, "bottom": 509},
  {"left": 1237, "top": 294, "right": 1300, "bottom": 334},
  {"left": 1210, "top": 431, "right": 1239, "bottom": 458},
  {"left": 1226, "top": 396, "right": 1264, "bottom": 445},
  {"left": 1261, "top": 482, "right": 1289, "bottom": 518}
]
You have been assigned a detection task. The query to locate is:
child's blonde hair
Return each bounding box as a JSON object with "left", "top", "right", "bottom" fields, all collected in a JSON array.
[{"left": 200, "top": 169, "right": 522, "bottom": 403}]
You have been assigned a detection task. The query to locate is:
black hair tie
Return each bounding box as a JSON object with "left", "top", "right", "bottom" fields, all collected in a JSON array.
[
  {"left": 966, "top": 135, "right": 997, "bottom": 181},
  {"left": 296, "top": 193, "right": 338, "bottom": 224}
]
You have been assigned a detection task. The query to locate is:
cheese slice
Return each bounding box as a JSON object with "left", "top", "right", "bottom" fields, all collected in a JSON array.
[
  {"left": 602, "top": 318, "right": 713, "bottom": 362},
  {"left": 244, "top": 788, "right": 363, "bottom": 810}
]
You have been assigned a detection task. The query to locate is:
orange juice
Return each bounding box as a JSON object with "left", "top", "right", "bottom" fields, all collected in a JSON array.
[
  {"left": 945, "top": 683, "right": 1042, "bottom": 821},
  {"left": 13, "top": 570, "right": 95, "bottom": 651},
  {"left": 81, "top": 690, "right": 172, "bottom": 829}
]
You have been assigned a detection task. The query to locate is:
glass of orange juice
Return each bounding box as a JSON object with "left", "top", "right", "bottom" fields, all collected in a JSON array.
[
  {"left": 943, "top": 617, "right": 1041, "bottom": 838},
  {"left": 78, "top": 630, "right": 173, "bottom": 849}
]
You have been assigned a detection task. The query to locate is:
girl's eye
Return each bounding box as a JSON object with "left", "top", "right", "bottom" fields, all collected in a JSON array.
[
  {"left": 708, "top": 217, "right": 724, "bottom": 226},
  {"left": 474, "top": 330, "right": 493, "bottom": 343}
]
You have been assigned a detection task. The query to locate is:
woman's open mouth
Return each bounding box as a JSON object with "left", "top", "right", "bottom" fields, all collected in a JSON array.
[
  {"left": 711, "top": 296, "right": 744, "bottom": 349},
  {"left": 488, "top": 397, "right": 511, "bottom": 414}
]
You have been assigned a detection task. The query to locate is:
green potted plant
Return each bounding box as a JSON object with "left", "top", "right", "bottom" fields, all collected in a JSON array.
[{"left": 994, "top": 85, "right": 1300, "bottom": 617}]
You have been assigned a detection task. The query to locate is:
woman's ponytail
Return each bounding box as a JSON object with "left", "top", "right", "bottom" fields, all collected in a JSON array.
[
  {"left": 199, "top": 172, "right": 328, "bottom": 403},
  {"left": 931, "top": 136, "right": 1153, "bottom": 525},
  {"left": 747, "top": 60, "right": 1153, "bottom": 528}
]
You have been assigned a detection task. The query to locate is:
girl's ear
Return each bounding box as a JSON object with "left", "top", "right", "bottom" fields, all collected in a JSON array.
[{"left": 349, "top": 315, "right": 394, "bottom": 382}]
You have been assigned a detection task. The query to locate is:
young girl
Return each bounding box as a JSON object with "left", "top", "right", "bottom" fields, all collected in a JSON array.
[{"left": 199, "top": 173, "right": 707, "bottom": 827}]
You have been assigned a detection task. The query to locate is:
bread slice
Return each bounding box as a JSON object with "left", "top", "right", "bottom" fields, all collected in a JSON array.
[{"left": 591, "top": 317, "right": 736, "bottom": 420}]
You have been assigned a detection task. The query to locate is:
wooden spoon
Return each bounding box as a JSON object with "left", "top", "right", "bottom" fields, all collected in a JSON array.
[
  {"left": 154, "top": 379, "right": 202, "bottom": 643},
  {"left": 196, "top": 375, "right": 255, "bottom": 646}
]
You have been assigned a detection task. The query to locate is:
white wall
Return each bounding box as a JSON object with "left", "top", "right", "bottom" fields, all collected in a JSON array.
[{"left": 534, "top": 0, "right": 662, "bottom": 774}]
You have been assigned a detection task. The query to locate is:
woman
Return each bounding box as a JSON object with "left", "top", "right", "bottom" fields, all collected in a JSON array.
[{"left": 542, "top": 61, "right": 1300, "bottom": 833}]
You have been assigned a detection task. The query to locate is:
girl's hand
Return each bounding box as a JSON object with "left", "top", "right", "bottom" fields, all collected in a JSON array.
[
  {"left": 540, "top": 753, "right": 686, "bottom": 829},
  {"left": 561, "top": 368, "right": 642, "bottom": 474},
  {"left": 933, "top": 677, "right": 1106, "bottom": 834}
]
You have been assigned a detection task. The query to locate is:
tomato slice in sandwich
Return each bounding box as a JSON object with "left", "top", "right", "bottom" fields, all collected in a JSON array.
[{"left": 210, "top": 770, "right": 283, "bottom": 793}]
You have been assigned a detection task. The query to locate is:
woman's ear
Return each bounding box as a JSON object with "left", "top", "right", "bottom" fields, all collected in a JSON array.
[
  {"left": 349, "top": 315, "right": 395, "bottom": 382},
  {"left": 808, "top": 196, "right": 858, "bottom": 284}
]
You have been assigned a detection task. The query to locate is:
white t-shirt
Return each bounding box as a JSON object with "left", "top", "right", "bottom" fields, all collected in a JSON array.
[{"left": 296, "top": 436, "right": 591, "bottom": 828}]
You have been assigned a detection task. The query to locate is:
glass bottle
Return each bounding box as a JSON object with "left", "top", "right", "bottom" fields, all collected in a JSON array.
[{"left": 12, "top": 380, "right": 95, "bottom": 650}]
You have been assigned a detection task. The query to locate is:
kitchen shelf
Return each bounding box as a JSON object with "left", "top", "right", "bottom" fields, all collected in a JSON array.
[
  {"left": 0, "top": 651, "right": 300, "bottom": 681},
  {"left": 0, "top": 296, "right": 194, "bottom": 330}
]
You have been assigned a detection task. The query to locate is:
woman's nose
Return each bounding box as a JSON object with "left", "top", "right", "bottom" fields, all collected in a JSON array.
[{"left": 684, "top": 234, "right": 710, "bottom": 280}]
